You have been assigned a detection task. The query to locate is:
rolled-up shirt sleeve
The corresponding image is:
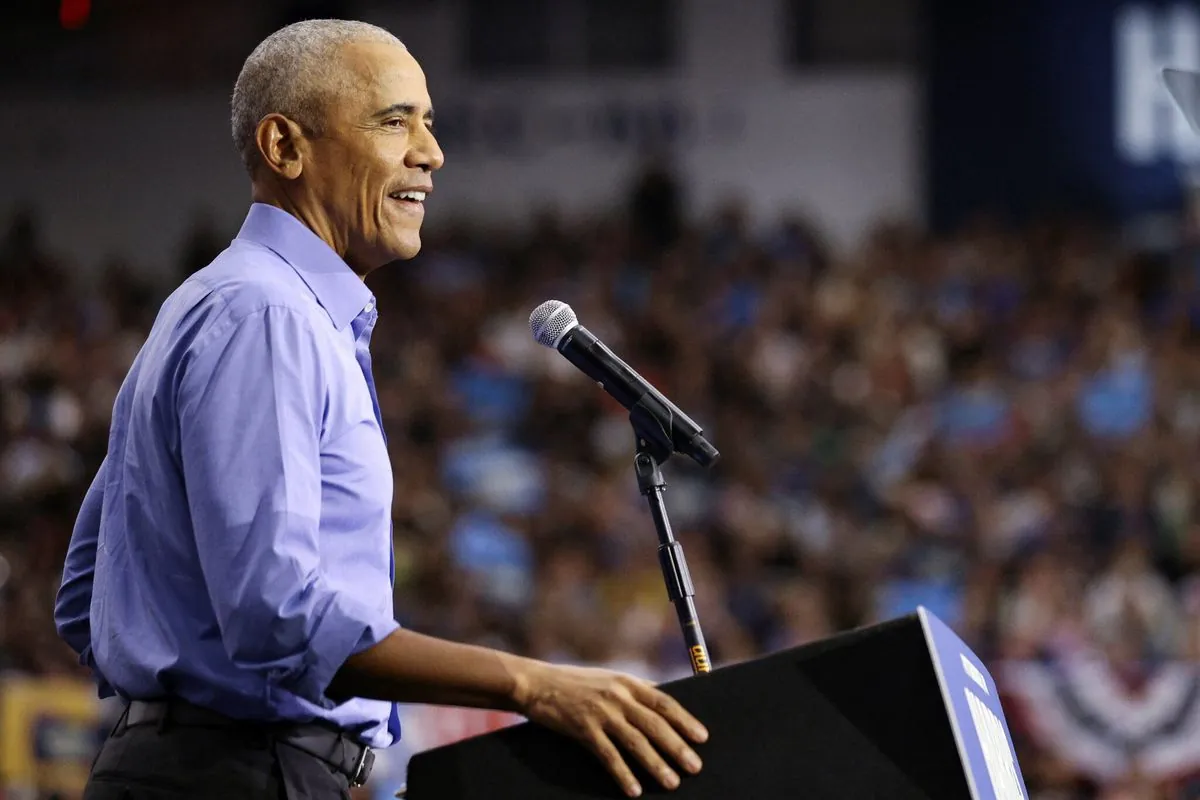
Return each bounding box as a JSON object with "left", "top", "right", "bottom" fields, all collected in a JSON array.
[
  {"left": 178, "top": 305, "right": 398, "bottom": 709},
  {"left": 56, "top": 456, "right": 105, "bottom": 657},
  {"left": 55, "top": 457, "right": 115, "bottom": 695}
]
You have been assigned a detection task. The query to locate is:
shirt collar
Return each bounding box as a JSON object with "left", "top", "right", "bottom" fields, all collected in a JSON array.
[{"left": 235, "top": 202, "right": 374, "bottom": 331}]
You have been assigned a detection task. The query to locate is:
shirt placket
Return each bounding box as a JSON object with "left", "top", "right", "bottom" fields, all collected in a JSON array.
[
  {"left": 350, "top": 305, "right": 385, "bottom": 446},
  {"left": 351, "top": 301, "right": 403, "bottom": 741},
  {"left": 350, "top": 305, "right": 390, "bottom": 584}
]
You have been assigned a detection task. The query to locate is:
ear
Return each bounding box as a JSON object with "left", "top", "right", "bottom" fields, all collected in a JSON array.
[{"left": 254, "top": 114, "right": 308, "bottom": 180}]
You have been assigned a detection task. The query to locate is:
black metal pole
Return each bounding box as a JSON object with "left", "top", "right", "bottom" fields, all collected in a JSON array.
[{"left": 633, "top": 441, "right": 712, "bottom": 676}]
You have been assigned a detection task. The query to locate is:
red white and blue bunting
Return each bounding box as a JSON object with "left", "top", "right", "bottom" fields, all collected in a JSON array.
[{"left": 1000, "top": 657, "right": 1200, "bottom": 783}]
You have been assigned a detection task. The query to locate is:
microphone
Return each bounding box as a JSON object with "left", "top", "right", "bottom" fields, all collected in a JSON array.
[{"left": 528, "top": 300, "right": 719, "bottom": 468}]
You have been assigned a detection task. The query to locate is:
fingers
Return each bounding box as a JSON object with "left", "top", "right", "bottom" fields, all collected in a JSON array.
[
  {"left": 533, "top": 670, "right": 707, "bottom": 797},
  {"left": 584, "top": 725, "right": 644, "bottom": 798},
  {"left": 624, "top": 702, "right": 703, "bottom": 777},
  {"left": 631, "top": 681, "right": 709, "bottom": 744},
  {"left": 607, "top": 717, "right": 681, "bottom": 792}
]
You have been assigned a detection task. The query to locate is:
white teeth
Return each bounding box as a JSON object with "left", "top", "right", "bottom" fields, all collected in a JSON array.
[{"left": 392, "top": 190, "right": 426, "bottom": 202}]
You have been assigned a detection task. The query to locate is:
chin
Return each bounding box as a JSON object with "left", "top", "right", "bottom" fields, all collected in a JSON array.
[
  {"left": 393, "top": 238, "right": 422, "bottom": 261},
  {"left": 383, "top": 232, "right": 423, "bottom": 262}
]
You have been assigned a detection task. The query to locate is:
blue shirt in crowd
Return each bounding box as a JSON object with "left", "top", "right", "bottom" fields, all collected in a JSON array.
[{"left": 54, "top": 203, "right": 401, "bottom": 747}]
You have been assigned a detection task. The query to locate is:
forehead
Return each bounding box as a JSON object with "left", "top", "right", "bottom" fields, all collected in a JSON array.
[{"left": 334, "top": 40, "right": 431, "bottom": 114}]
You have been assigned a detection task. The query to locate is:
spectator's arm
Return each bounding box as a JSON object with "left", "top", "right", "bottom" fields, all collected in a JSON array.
[{"left": 178, "top": 306, "right": 398, "bottom": 709}]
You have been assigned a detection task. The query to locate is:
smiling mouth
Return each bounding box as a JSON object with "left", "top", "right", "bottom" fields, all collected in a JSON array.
[{"left": 389, "top": 190, "right": 427, "bottom": 204}]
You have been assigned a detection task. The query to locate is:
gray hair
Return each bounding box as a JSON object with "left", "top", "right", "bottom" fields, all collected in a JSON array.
[{"left": 231, "top": 19, "right": 405, "bottom": 175}]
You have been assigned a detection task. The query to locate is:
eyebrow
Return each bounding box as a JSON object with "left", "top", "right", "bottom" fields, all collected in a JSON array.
[{"left": 371, "top": 103, "right": 435, "bottom": 123}]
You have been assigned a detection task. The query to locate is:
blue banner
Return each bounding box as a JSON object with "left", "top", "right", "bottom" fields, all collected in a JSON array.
[{"left": 927, "top": 0, "right": 1200, "bottom": 229}]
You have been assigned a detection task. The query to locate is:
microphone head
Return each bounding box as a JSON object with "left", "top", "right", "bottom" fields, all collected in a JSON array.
[{"left": 529, "top": 300, "right": 579, "bottom": 349}]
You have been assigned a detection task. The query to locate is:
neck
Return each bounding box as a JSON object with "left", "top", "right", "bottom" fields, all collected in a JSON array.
[{"left": 250, "top": 182, "right": 368, "bottom": 278}]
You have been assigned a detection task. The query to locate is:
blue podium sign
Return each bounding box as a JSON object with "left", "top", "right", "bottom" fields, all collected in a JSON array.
[{"left": 919, "top": 607, "right": 1028, "bottom": 800}]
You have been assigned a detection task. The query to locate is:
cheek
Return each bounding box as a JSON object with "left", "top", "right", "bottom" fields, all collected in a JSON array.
[{"left": 336, "top": 166, "right": 377, "bottom": 228}]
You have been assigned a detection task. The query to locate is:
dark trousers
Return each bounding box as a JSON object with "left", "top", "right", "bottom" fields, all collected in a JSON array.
[{"left": 83, "top": 706, "right": 354, "bottom": 800}]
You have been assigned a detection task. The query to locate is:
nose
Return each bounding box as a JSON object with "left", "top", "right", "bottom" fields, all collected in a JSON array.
[{"left": 407, "top": 125, "right": 445, "bottom": 173}]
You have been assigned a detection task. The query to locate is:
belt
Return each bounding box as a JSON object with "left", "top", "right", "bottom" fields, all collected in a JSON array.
[{"left": 124, "top": 699, "right": 375, "bottom": 787}]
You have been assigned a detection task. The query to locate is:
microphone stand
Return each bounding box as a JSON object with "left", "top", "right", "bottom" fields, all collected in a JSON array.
[
  {"left": 629, "top": 403, "right": 713, "bottom": 676},
  {"left": 394, "top": 402, "right": 712, "bottom": 799}
]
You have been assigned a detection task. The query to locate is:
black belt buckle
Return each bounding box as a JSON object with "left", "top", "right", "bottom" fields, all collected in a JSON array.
[{"left": 351, "top": 745, "right": 375, "bottom": 787}]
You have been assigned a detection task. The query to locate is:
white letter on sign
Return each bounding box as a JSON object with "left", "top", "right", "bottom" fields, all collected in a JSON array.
[
  {"left": 965, "top": 688, "right": 1024, "bottom": 800},
  {"left": 1115, "top": 4, "right": 1200, "bottom": 164}
]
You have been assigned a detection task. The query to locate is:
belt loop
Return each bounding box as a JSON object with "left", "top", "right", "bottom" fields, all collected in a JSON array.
[{"left": 112, "top": 704, "right": 131, "bottom": 738}]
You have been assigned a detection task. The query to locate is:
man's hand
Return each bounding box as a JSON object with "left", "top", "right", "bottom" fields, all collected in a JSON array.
[
  {"left": 511, "top": 662, "right": 708, "bottom": 798},
  {"left": 329, "top": 629, "right": 706, "bottom": 796}
]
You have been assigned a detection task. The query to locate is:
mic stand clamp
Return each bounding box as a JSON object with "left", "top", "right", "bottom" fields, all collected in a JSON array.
[{"left": 629, "top": 404, "right": 713, "bottom": 676}]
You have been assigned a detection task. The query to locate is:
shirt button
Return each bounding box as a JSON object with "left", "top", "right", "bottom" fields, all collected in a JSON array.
[{"left": 364, "top": 302, "right": 375, "bottom": 313}]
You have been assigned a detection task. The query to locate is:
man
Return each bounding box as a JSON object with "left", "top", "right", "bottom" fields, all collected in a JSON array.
[{"left": 55, "top": 19, "right": 706, "bottom": 800}]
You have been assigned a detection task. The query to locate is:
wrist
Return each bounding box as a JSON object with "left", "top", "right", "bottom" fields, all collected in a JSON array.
[{"left": 499, "top": 652, "right": 539, "bottom": 713}]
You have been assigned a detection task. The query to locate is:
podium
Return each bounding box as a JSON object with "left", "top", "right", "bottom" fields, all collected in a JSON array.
[{"left": 404, "top": 608, "right": 1029, "bottom": 799}]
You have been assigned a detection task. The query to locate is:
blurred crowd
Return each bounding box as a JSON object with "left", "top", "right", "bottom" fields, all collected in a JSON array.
[{"left": 6, "top": 172, "right": 1200, "bottom": 798}]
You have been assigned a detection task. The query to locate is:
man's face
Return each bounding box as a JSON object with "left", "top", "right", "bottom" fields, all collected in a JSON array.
[{"left": 302, "top": 41, "right": 444, "bottom": 272}]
